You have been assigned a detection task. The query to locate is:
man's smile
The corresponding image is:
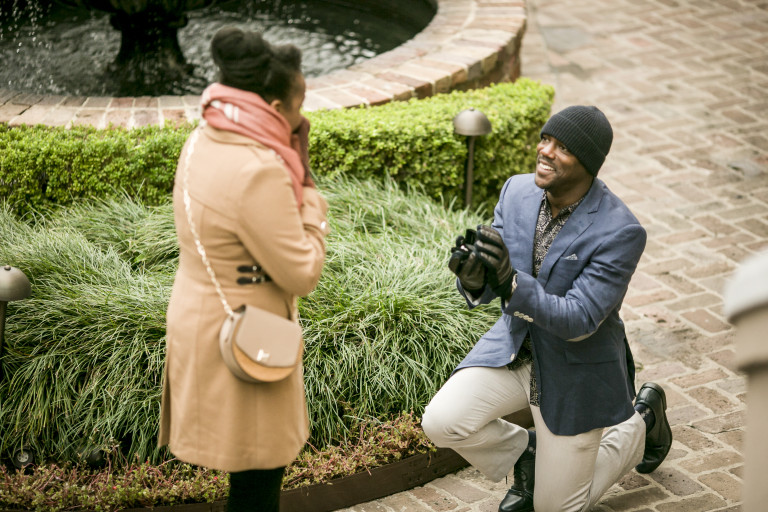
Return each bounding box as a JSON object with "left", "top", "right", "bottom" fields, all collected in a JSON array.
[{"left": 537, "top": 158, "right": 556, "bottom": 175}]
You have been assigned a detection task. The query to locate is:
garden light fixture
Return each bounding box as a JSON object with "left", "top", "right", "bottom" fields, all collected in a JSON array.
[
  {"left": 453, "top": 108, "right": 492, "bottom": 208},
  {"left": 0, "top": 265, "right": 31, "bottom": 381},
  {"left": 0, "top": 265, "right": 33, "bottom": 470}
]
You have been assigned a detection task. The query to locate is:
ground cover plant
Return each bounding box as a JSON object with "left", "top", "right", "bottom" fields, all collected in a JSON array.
[
  {"left": 0, "top": 413, "right": 431, "bottom": 511},
  {"left": 0, "top": 177, "right": 498, "bottom": 508}
]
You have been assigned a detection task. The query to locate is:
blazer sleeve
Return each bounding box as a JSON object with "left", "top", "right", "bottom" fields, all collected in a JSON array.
[
  {"left": 235, "top": 160, "right": 330, "bottom": 297},
  {"left": 504, "top": 222, "right": 646, "bottom": 341},
  {"left": 457, "top": 177, "right": 515, "bottom": 308}
]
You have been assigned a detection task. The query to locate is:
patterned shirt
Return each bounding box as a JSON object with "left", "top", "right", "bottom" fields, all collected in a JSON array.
[{"left": 509, "top": 191, "right": 585, "bottom": 406}]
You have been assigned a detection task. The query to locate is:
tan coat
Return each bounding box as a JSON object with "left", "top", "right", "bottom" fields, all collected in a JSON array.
[{"left": 158, "top": 124, "right": 329, "bottom": 472}]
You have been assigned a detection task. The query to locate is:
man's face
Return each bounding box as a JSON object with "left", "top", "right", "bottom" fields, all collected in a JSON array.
[{"left": 534, "top": 134, "right": 592, "bottom": 196}]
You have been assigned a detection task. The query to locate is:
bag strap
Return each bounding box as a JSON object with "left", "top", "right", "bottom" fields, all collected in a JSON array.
[
  {"left": 180, "top": 125, "right": 295, "bottom": 322},
  {"left": 180, "top": 126, "right": 236, "bottom": 318}
]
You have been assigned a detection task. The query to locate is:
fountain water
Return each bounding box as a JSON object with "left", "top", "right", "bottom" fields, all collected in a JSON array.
[
  {"left": 0, "top": 0, "right": 435, "bottom": 97},
  {"left": 57, "top": 0, "right": 216, "bottom": 95}
]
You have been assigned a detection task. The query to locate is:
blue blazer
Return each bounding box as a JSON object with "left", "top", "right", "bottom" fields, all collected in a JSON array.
[{"left": 456, "top": 173, "right": 646, "bottom": 436}]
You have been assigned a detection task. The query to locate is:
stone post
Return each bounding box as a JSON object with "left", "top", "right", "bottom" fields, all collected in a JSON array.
[{"left": 724, "top": 249, "right": 768, "bottom": 512}]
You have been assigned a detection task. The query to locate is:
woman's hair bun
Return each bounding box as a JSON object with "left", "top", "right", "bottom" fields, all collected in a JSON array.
[
  {"left": 211, "top": 26, "right": 272, "bottom": 75},
  {"left": 210, "top": 26, "right": 302, "bottom": 102}
]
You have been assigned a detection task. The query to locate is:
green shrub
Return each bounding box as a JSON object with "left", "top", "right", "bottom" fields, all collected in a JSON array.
[
  {"left": 0, "top": 79, "right": 553, "bottom": 215},
  {"left": 309, "top": 78, "right": 553, "bottom": 209},
  {"left": 0, "top": 178, "right": 498, "bottom": 466},
  {"left": 0, "top": 123, "right": 188, "bottom": 214}
]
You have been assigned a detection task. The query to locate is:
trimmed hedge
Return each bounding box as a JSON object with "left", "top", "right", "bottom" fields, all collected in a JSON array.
[
  {"left": 309, "top": 79, "right": 553, "bottom": 209},
  {"left": 0, "top": 123, "right": 188, "bottom": 214},
  {"left": 0, "top": 79, "right": 553, "bottom": 215}
]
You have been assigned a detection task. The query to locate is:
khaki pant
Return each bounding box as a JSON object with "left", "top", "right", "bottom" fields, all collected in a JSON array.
[{"left": 422, "top": 365, "right": 645, "bottom": 512}]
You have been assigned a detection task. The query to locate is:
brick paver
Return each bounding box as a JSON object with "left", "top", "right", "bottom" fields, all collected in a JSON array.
[{"left": 340, "top": 0, "right": 767, "bottom": 510}]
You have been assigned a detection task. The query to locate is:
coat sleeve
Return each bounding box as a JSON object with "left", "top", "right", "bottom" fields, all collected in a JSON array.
[
  {"left": 504, "top": 222, "right": 646, "bottom": 341},
  {"left": 235, "top": 160, "right": 329, "bottom": 297}
]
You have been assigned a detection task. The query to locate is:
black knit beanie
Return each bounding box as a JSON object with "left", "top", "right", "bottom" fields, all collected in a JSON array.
[{"left": 540, "top": 105, "right": 613, "bottom": 176}]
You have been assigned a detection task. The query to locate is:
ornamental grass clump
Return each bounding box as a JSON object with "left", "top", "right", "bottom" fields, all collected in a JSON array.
[
  {"left": 0, "top": 177, "right": 497, "bottom": 467},
  {"left": 302, "top": 179, "right": 498, "bottom": 445}
]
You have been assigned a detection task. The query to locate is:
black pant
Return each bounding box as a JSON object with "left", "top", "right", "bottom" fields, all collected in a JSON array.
[{"left": 227, "top": 466, "right": 285, "bottom": 512}]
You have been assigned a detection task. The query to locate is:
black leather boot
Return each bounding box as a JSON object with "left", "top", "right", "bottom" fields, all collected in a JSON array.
[
  {"left": 635, "top": 382, "right": 672, "bottom": 474},
  {"left": 498, "top": 449, "right": 535, "bottom": 512}
]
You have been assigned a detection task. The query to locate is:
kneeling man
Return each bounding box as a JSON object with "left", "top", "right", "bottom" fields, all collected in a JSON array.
[{"left": 422, "top": 106, "right": 672, "bottom": 512}]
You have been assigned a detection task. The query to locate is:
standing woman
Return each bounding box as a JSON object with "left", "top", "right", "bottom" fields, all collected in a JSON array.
[{"left": 158, "top": 27, "right": 330, "bottom": 511}]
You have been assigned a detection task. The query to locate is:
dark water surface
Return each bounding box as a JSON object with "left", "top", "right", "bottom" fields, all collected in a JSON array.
[{"left": 0, "top": 0, "right": 434, "bottom": 96}]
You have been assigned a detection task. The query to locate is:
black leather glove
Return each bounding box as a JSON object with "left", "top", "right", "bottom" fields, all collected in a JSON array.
[
  {"left": 448, "top": 229, "right": 486, "bottom": 294},
  {"left": 475, "top": 225, "right": 516, "bottom": 300}
]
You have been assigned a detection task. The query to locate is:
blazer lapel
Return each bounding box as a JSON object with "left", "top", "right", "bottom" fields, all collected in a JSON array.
[
  {"left": 537, "top": 179, "right": 605, "bottom": 285},
  {"left": 506, "top": 183, "right": 542, "bottom": 276}
]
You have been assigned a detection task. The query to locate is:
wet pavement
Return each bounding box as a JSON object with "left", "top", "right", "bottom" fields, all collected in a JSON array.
[{"left": 338, "top": 0, "right": 768, "bottom": 510}]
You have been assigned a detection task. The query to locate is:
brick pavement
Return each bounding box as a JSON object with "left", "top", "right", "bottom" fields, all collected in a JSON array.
[{"left": 338, "top": 0, "right": 768, "bottom": 510}]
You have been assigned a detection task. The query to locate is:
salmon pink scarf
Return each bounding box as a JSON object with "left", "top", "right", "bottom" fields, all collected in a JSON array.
[{"left": 200, "top": 82, "right": 311, "bottom": 206}]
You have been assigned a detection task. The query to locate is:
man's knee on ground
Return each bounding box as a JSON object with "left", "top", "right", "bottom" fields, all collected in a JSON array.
[{"left": 421, "top": 406, "right": 471, "bottom": 446}]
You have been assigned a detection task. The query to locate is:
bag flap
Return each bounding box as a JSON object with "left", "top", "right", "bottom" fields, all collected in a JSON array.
[{"left": 233, "top": 306, "right": 302, "bottom": 368}]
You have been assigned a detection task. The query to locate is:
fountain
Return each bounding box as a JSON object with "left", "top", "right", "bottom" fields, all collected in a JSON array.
[
  {"left": 0, "top": 0, "right": 529, "bottom": 126},
  {"left": 55, "top": 0, "right": 216, "bottom": 96},
  {"left": 0, "top": 0, "right": 436, "bottom": 97}
]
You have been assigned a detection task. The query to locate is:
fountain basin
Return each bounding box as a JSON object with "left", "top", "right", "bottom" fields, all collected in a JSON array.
[
  {"left": 52, "top": 0, "right": 218, "bottom": 96},
  {"left": 0, "top": 0, "right": 527, "bottom": 128}
]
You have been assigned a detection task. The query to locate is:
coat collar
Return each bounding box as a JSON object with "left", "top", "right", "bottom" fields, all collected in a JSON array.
[
  {"left": 202, "top": 123, "right": 267, "bottom": 148},
  {"left": 536, "top": 178, "right": 605, "bottom": 285}
]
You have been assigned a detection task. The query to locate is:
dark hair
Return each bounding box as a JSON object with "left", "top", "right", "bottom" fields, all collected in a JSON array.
[{"left": 210, "top": 26, "right": 302, "bottom": 103}]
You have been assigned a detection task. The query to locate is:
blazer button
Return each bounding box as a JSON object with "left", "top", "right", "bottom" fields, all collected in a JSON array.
[{"left": 513, "top": 311, "right": 521, "bottom": 317}]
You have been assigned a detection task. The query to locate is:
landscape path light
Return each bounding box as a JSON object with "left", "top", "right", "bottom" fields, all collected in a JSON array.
[
  {"left": 0, "top": 264, "right": 33, "bottom": 470},
  {"left": 453, "top": 107, "right": 492, "bottom": 208},
  {"left": 0, "top": 265, "right": 31, "bottom": 381}
]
